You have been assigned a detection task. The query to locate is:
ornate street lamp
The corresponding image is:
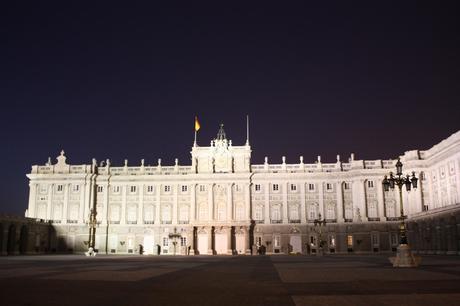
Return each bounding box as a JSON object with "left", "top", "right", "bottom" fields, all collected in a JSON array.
[
  {"left": 382, "top": 158, "right": 421, "bottom": 267},
  {"left": 168, "top": 228, "right": 182, "bottom": 256},
  {"left": 84, "top": 208, "right": 98, "bottom": 256},
  {"left": 314, "top": 213, "right": 327, "bottom": 256}
]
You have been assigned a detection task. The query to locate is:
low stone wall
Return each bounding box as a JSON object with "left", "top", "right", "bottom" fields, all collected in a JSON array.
[{"left": 407, "top": 205, "right": 460, "bottom": 255}]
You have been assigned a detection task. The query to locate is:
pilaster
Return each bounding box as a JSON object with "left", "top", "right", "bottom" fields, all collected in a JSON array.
[
  {"left": 245, "top": 183, "right": 251, "bottom": 220},
  {"left": 227, "top": 183, "right": 233, "bottom": 221},
  {"left": 300, "top": 182, "right": 306, "bottom": 223},
  {"left": 172, "top": 184, "right": 178, "bottom": 224},
  {"left": 264, "top": 183, "right": 270, "bottom": 224},
  {"left": 336, "top": 182, "right": 344, "bottom": 223},
  {"left": 63, "top": 183, "right": 69, "bottom": 224},
  {"left": 28, "top": 183, "right": 37, "bottom": 218},
  {"left": 282, "top": 182, "right": 288, "bottom": 223},
  {"left": 139, "top": 183, "right": 144, "bottom": 225},
  {"left": 121, "top": 185, "right": 127, "bottom": 225},
  {"left": 208, "top": 184, "right": 214, "bottom": 221},
  {"left": 190, "top": 184, "right": 196, "bottom": 222},
  {"left": 102, "top": 182, "right": 109, "bottom": 224},
  {"left": 155, "top": 184, "right": 161, "bottom": 225},
  {"left": 376, "top": 179, "right": 386, "bottom": 221},
  {"left": 318, "top": 182, "right": 324, "bottom": 219},
  {"left": 46, "top": 183, "right": 53, "bottom": 221}
]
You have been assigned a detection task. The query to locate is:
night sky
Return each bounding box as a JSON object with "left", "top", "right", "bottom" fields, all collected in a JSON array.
[{"left": 1, "top": 2, "right": 459, "bottom": 215}]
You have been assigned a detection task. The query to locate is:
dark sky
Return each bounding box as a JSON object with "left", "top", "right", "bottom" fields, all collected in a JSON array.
[{"left": 1, "top": 2, "right": 459, "bottom": 215}]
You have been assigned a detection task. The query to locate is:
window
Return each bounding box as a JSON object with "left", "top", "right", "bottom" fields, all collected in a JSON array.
[
  {"left": 255, "top": 184, "right": 261, "bottom": 192},
  {"left": 344, "top": 182, "right": 350, "bottom": 190},
  {"left": 163, "top": 237, "right": 169, "bottom": 247},
  {"left": 130, "top": 186, "right": 137, "bottom": 193},
  {"left": 180, "top": 237, "right": 187, "bottom": 247},
  {"left": 272, "top": 184, "right": 279, "bottom": 191},
  {"left": 97, "top": 186, "right": 103, "bottom": 193},
  {"left": 254, "top": 205, "right": 263, "bottom": 221},
  {"left": 72, "top": 184, "right": 79, "bottom": 192},
  {"left": 39, "top": 185, "right": 48, "bottom": 193},
  {"left": 367, "top": 180, "right": 374, "bottom": 188},
  {"left": 235, "top": 184, "right": 241, "bottom": 192},
  {"left": 147, "top": 185, "right": 154, "bottom": 193},
  {"left": 199, "top": 185, "right": 206, "bottom": 192},
  {"left": 326, "top": 183, "right": 332, "bottom": 191},
  {"left": 329, "top": 235, "right": 336, "bottom": 247},
  {"left": 271, "top": 206, "right": 281, "bottom": 221},
  {"left": 274, "top": 235, "right": 281, "bottom": 247},
  {"left": 181, "top": 185, "right": 188, "bottom": 192},
  {"left": 164, "top": 185, "right": 171, "bottom": 192},
  {"left": 308, "top": 183, "right": 315, "bottom": 191},
  {"left": 347, "top": 235, "right": 353, "bottom": 247},
  {"left": 57, "top": 185, "right": 63, "bottom": 192},
  {"left": 390, "top": 233, "right": 398, "bottom": 245},
  {"left": 113, "top": 186, "right": 120, "bottom": 193},
  {"left": 290, "top": 184, "right": 297, "bottom": 191}
]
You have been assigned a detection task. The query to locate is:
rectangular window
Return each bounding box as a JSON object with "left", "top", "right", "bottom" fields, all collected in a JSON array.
[
  {"left": 163, "top": 237, "right": 169, "bottom": 247},
  {"left": 164, "top": 185, "right": 171, "bottom": 192},
  {"left": 344, "top": 182, "right": 350, "bottom": 190},
  {"left": 147, "top": 185, "right": 154, "bottom": 193},
  {"left": 72, "top": 184, "right": 79, "bottom": 192},
  {"left": 308, "top": 183, "right": 315, "bottom": 191},
  {"left": 326, "top": 183, "right": 332, "bottom": 191},
  {"left": 130, "top": 186, "right": 137, "bottom": 193},
  {"left": 255, "top": 184, "right": 261, "bottom": 191},
  {"left": 57, "top": 185, "right": 63, "bottom": 192},
  {"left": 347, "top": 235, "right": 353, "bottom": 247},
  {"left": 199, "top": 185, "right": 206, "bottom": 192},
  {"left": 367, "top": 180, "right": 374, "bottom": 188},
  {"left": 273, "top": 184, "right": 279, "bottom": 191},
  {"left": 274, "top": 235, "right": 280, "bottom": 247},
  {"left": 181, "top": 185, "right": 188, "bottom": 192},
  {"left": 113, "top": 186, "right": 121, "bottom": 193},
  {"left": 40, "top": 185, "right": 48, "bottom": 193},
  {"left": 290, "top": 184, "right": 297, "bottom": 191},
  {"left": 235, "top": 184, "right": 241, "bottom": 192},
  {"left": 180, "top": 237, "right": 187, "bottom": 247},
  {"left": 97, "top": 186, "right": 103, "bottom": 193}
]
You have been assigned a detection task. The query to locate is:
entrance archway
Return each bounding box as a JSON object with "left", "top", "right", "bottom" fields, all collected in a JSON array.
[
  {"left": 7, "top": 224, "right": 16, "bottom": 255},
  {"left": 19, "top": 225, "right": 28, "bottom": 254}
]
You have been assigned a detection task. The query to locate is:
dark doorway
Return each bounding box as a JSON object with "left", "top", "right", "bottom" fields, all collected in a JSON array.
[
  {"left": 7, "top": 224, "right": 16, "bottom": 255},
  {"left": 19, "top": 225, "right": 28, "bottom": 254}
]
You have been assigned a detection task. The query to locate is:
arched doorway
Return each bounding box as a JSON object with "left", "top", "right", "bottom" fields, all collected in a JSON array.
[
  {"left": 19, "top": 225, "right": 28, "bottom": 254},
  {"left": 7, "top": 224, "right": 16, "bottom": 255}
]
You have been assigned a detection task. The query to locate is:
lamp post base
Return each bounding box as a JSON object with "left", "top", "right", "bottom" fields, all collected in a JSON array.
[{"left": 389, "top": 244, "right": 421, "bottom": 268}]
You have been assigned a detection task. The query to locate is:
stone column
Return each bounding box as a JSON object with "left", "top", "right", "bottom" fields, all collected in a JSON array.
[
  {"left": 264, "top": 183, "right": 270, "bottom": 224},
  {"left": 245, "top": 184, "right": 251, "bottom": 221},
  {"left": 207, "top": 226, "right": 213, "bottom": 255},
  {"left": 208, "top": 184, "right": 214, "bottom": 221},
  {"left": 27, "top": 183, "right": 37, "bottom": 218},
  {"left": 46, "top": 183, "right": 53, "bottom": 221},
  {"left": 190, "top": 184, "right": 196, "bottom": 222},
  {"left": 63, "top": 183, "right": 70, "bottom": 224},
  {"left": 227, "top": 226, "right": 232, "bottom": 254},
  {"left": 282, "top": 183, "right": 288, "bottom": 223},
  {"left": 318, "top": 182, "right": 324, "bottom": 219},
  {"left": 336, "top": 182, "right": 344, "bottom": 223},
  {"left": 300, "top": 182, "right": 306, "bottom": 223},
  {"left": 155, "top": 184, "right": 161, "bottom": 225},
  {"left": 376, "top": 179, "right": 386, "bottom": 221},
  {"left": 245, "top": 226, "right": 251, "bottom": 255},
  {"left": 79, "top": 182, "right": 86, "bottom": 224},
  {"left": 172, "top": 184, "right": 178, "bottom": 224},
  {"left": 121, "top": 185, "right": 127, "bottom": 225},
  {"left": 102, "top": 183, "right": 109, "bottom": 224},
  {"left": 227, "top": 183, "right": 233, "bottom": 221},
  {"left": 139, "top": 183, "right": 144, "bottom": 225}
]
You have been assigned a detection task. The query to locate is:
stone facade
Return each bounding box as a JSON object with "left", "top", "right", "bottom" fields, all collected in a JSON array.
[{"left": 23, "top": 126, "right": 460, "bottom": 255}]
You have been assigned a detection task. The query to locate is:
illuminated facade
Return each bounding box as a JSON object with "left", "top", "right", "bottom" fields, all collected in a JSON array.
[{"left": 25, "top": 126, "right": 460, "bottom": 255}]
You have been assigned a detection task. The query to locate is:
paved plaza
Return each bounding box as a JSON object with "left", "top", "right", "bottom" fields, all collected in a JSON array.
[{"left": 0, "top": 254, "right": 460, "bottom": 306}]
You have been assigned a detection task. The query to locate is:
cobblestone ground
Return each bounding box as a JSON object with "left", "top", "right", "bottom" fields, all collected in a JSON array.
[{"left": 0, "top": 254, "right": 459, "bottom": 306}]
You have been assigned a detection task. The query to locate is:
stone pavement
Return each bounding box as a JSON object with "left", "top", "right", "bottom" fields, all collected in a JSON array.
[{"left": 0, "top": 254, "right": 459, "bottom": 306}]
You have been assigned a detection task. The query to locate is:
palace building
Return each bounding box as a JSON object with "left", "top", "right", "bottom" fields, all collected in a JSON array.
[{"left": 24, "top": 125, "right": 460, "bottom": 255}]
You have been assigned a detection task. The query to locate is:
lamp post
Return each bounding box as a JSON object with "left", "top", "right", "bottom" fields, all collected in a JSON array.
[
  {"left": 168, "top": 228, "right": 182, "bottom": 256},
  {"left": 314, "top": 213, "right": 327, "bottom": 256},
  {"left": 382, "top": 158, "right": 421, "bottom": 267}
]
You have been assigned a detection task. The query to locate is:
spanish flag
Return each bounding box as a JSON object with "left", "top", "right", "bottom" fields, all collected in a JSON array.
[{"left": 194, "top": 116, "right": 201, "bottom": 132}]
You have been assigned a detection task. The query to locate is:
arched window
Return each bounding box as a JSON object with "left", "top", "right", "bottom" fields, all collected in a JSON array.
[{"left": 179, "top": 205, "right": 189, "bottom": 221}]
